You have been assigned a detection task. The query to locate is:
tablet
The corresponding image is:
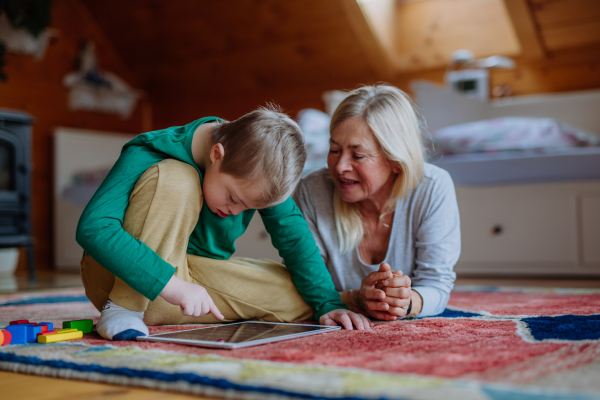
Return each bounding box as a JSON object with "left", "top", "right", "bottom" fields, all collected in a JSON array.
[{"left": 136, "top": 321, "right": 341, "bottom": 349}]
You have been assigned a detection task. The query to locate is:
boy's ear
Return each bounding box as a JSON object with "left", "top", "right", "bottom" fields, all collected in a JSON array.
[{"left": 210, "top": 143, "right": 225, "bottom": 164}]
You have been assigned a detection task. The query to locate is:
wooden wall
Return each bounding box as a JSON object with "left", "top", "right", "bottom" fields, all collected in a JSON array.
[
  {"left": 0, "top": 0, "right": 150, "bottom": 272},
  {"left": 3, "top": 0, "right": 600, "bottom": 273}
]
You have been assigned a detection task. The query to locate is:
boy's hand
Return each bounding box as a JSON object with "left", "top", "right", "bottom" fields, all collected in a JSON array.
[
  {"left": 319, "top": 309, "right": 373, "bottom": 330},
  {"left": 160, "top": 275, "right": 224, "bottom": 319}
]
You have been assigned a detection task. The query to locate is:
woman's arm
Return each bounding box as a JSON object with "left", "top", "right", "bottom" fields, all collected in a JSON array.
[{"left": 410, "top": 169, "right": 461, "bottom": 317}]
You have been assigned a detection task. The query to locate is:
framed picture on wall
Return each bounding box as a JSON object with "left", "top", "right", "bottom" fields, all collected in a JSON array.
[{"left": 54, "top": 128, "right": 135, "bottom": 271}]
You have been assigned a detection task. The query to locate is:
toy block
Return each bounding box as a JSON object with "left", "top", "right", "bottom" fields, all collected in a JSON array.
[
  {"left": 36, "top": 322, "right": 53, "bottom": 332},
  {"left": 56, "top": 328, "right": 78, "bottom": 334},
  {"left": 21, "top": 324, "right": 43, "bottom": 343},
  {"left": 0, "top": 330, "right": 3, "bottom": 344},
  {"left": 37, "top": 330, "right": 83, "bottom": 344},
  {"left": 41, "top": 330, "right": 57, "bottom": 335},
  {"left": 1, "top": 330, "right": 11, "bottom": 345},
  {"left": 9, "top": 320, "right": 29, "bottom": 325},
  {"left": 6, "top": 325, "right": 27, "bottom": 344},
  {"left": 62, "top": 319, "right": 93, "bottom": 334}
]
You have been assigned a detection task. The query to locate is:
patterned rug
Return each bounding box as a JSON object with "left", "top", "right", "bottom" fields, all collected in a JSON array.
[{"left": 1, "top": 286, "right": 599, "bottom": 399}]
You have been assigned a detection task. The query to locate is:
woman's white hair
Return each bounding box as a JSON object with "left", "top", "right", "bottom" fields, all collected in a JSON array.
[{"left": 330, "top": 84, "right": 427, "bottom": 253}]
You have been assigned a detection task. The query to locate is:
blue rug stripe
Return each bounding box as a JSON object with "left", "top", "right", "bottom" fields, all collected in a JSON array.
[
  {"left": 0, "top": 296, "right": 91, "bottom": 306},
  {"left": 522, "top": 315, "right": 600, "bottom": 341},
  {"left": 0, "top": 351, "right": 402, "bottom": 400}
]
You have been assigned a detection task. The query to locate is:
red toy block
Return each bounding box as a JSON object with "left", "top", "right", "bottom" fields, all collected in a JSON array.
[
  {"left": 37, "top": 322, "right": 54, "bottom": 332},
  {"left": 41, "top": 330, "right": 57, "bottom": 335},
  {"left": 1, "top": 330, "right": 11, "bottom": 345},
  {"left": 9, "top": 320, "right": 29, "bottom": 325}
]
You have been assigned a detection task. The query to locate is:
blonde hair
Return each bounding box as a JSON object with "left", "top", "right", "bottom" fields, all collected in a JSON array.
[
  {"left": 330, "top": 84, "right": 426, "bottom": 253},
  {"left": 213, "top": 105, "right": 307, "bottom": 207}
]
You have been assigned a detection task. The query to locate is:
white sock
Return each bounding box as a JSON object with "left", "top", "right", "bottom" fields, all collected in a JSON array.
[{"left": 96, "top": 300, "right": 149, "bottom": 341}]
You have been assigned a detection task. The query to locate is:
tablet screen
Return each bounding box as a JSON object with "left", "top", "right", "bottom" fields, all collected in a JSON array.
[{"left": 152, "top": 322, "right": 328, "bottom": 344}]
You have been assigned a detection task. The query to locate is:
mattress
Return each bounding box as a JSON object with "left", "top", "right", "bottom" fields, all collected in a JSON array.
[{"left": 430, "top": 147, "right": 600, "bottom": 186}]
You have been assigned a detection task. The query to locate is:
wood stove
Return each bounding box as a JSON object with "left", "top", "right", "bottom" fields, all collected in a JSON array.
[{"left": 0, "top": 109, "right": 35, "bottom": 280}]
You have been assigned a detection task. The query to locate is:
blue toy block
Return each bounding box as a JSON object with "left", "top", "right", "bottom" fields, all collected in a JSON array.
[
  {"left": 22, "top": 324, "right": 43, "bottom": 343},
  {"left": 6, "top": 325, "right": 27, "bottom": 345}
]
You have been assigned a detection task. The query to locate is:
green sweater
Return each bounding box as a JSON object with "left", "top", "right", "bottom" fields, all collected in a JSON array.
[{"left": 76, "top": 117, "right": 347, "bottom": 319}]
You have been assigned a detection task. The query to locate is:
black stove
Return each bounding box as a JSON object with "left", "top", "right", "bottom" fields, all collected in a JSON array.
[{"left": 0, "top": 109, "right": 35, "bottom": 281}]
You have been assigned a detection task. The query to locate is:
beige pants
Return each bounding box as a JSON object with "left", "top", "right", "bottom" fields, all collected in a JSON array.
[{"left": 80, "top": 159, "right": 313, "bottom": 326}]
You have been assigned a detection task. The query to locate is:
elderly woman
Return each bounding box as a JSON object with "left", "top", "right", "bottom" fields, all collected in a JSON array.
[{"left": 294, "top": 85, "right": 460, "bottom": 320}]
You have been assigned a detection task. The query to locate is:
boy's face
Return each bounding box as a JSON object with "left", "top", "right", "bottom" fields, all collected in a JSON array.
[{"left": 203, "top": 145, "right": 264, "bottom": 217}]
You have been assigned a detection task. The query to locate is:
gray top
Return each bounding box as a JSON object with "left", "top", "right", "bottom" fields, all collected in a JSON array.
[{"left": 293, "top": 164, "right": 461, "bottom": 317}]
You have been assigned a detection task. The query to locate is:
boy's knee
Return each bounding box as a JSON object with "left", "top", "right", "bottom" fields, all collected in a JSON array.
[
  {"left": 133, "top": 159, "right": 202, "bottom": 212},
  {"left": 156, "top": 159, "right": 201, "bottom": 198}
]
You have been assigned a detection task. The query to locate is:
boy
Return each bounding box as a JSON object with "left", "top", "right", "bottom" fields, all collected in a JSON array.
[{"left": 77, "top": 107, "right": 371, "bottom": 340}]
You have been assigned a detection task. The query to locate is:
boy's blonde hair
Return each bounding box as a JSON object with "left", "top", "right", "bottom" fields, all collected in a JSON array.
[
  {"left": 213, "top": 105, "right": 307, "bottom": 207},
  {"left": 330, "top": 84, "right": 426, "bottom": 253}
]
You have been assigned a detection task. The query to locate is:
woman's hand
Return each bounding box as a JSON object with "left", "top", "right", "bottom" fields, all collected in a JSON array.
[
  {"left": 160, "top": 275, "right": 225, "bottom": 319},
  {"left": 319, "top": 309, "right": 373, "bottom": 330},
  {"left": 353, "top": 267, "right": 399, "bottom": 321},
  {"left": 376, "top": 263, "right": 415, "bottom": 318}
]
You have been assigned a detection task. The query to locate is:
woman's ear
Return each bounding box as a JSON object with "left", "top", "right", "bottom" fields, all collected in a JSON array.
[
  {"left": 210, "top": 143, "right": 225, "bottom": 164},
  {"left": 392, "top": 162, "right": 402, "bottom": 175}
]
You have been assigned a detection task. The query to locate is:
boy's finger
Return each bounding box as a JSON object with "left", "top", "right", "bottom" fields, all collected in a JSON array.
[
  {"left": 361, "top": 314, "right": 372, "bottom": 329},
  {"left": 338, "top": 313, "right": 353, "bottom": 330},
  {"left": 320, "top": 315, "right": 337, "bottom": 326},
  {"left": 209, "top": 302, "right": 225, "bottom": 320},
  {"left": 350, "top": 313, "right": 365, "bottom": 330}
]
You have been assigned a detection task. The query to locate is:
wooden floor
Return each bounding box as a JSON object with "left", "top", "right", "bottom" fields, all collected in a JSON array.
[{"left": 2, "top": 271, "right": 599, "bottom": 399}]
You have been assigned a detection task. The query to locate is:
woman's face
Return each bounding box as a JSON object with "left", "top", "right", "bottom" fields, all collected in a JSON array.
[{"left": 327, "top": 116, "right": 399, "bottom": 205}]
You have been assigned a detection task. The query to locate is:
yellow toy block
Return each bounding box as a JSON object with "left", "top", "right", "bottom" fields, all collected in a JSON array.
[
  {"left": 37, "top": 330, "right": 83, "bottom": 343},
  {"left": 56, "top": 328, "right": 78, "bottom": 334}
]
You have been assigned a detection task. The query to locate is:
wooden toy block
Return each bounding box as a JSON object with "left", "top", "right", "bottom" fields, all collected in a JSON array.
[
  {"left": 37, "top": 330, "right": 83, "bottom": 344},
  {"left": 9, "top": 320, "right": 29, "bottom": 325},
  {"left": 56, "top": 328, "right": 78, "bottom": 334},
  {"left": 36, "top": 322, "right": 53, "bottom": 332},
  {"left": 1, "top": 330, "right": 11, "bottom": 345},
  {"left": 22, "top": 324, "right": 43, "bottom": 343},
  {"left": 41, "top": 330, "right": 57, "bottom": 335},
  {"left": 62, "top": 319, "right": 94, "bottom": 334},
  {"left": 6, "top": 325, "right": 27, "bottom": 344},
  {"left": 0, "top": 330, "right": 3, "bottom": 345}
]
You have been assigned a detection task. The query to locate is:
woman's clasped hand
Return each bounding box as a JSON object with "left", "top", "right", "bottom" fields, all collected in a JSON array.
[{"left": 357, "top": 263, "right": 413, "bottom": 320}]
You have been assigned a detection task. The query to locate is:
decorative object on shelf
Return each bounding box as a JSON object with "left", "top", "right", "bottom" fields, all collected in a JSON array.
[
  {"left": 445, "top": 49, "right": 515, "bottom": 101},
  {"left": 63, "top": 41, "right": 139, "bottom": 118},
  {"left": 0, "top": 0, "right": 54, "bottom": 81}
]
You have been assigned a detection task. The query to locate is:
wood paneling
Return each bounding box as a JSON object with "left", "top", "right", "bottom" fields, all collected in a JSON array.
[
  {"left": 531, "top": 0, "right": 600, "bottom": 51},
  {"left": 503, "top": 0, "right": 547, "bottom": 58},
  {"left": 531, "top": 0, "right": 600, "bottom": 26},
  {"left": 4, "top": 0, "right": 600, "bottom": 274},
  {"left": 394, "top": 0, "right": 520, "bottom": 71},
  {"left": 0, "top": 0, "right": 147, "bottom": 272}
]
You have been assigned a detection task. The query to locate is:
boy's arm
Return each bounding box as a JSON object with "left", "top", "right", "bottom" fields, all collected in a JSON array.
[
  {"left": 76, "top": 146, "right": 176, "bottom": 300},
  {"left": 258, "top": 197, "right": 348, "bottom": 320}
]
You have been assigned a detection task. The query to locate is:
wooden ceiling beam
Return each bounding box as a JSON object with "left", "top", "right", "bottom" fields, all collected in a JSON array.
[
  {"left": 503, "top": 0, "right": 547, "bottom": 58},
  {"left": 337, "top": 0, "right": 397, "bottom": 80}
]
